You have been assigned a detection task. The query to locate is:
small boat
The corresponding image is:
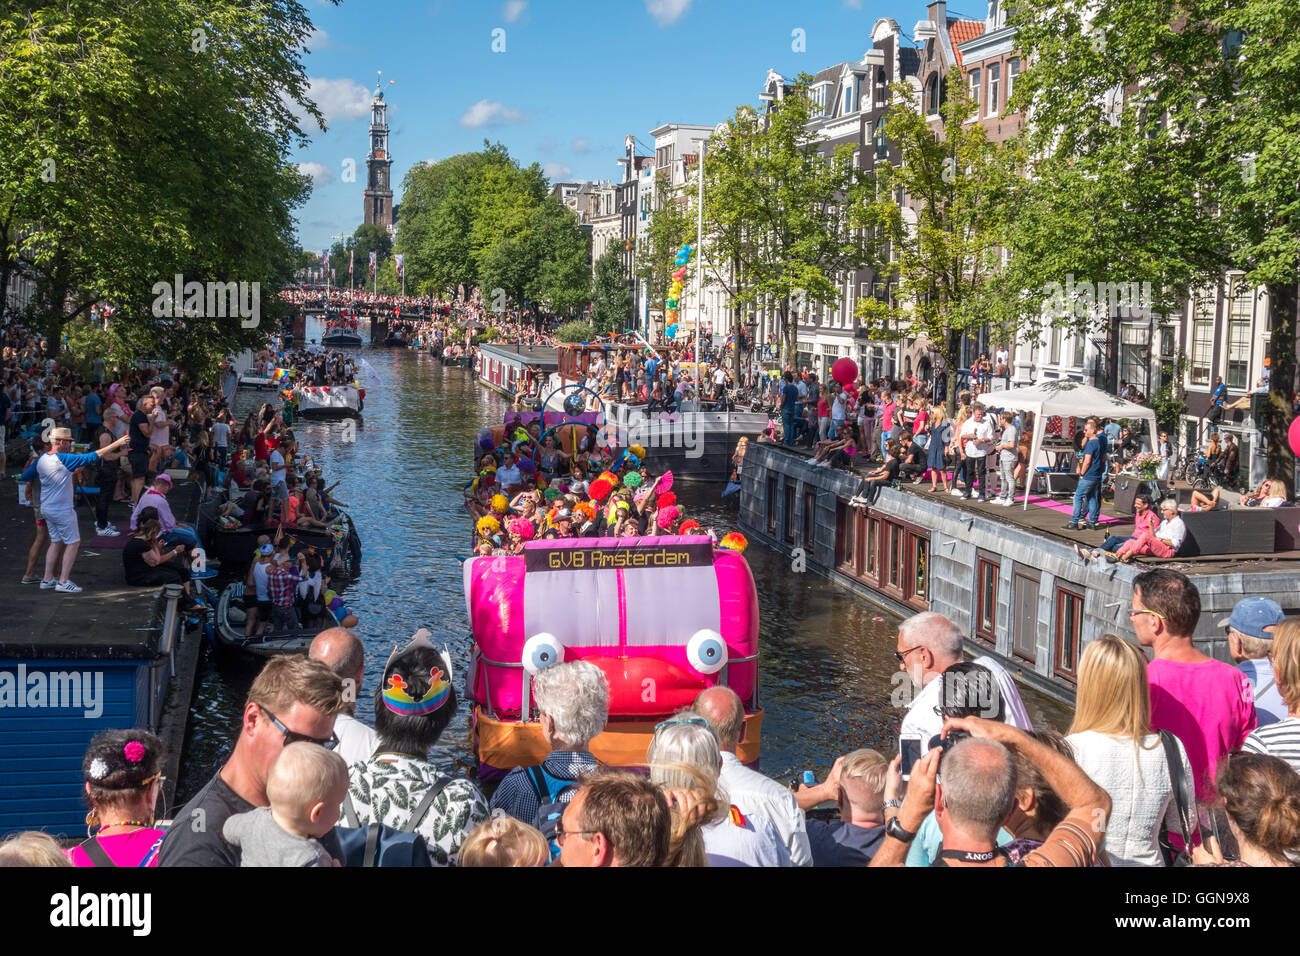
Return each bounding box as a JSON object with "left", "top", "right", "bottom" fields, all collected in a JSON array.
[
  {"left": 295, "top": 383, "right": 363, "bottom": 419},
  {"left": 205, "top": 513, "right": 361, "bottom": 580},
  {"left": 322, "top": 315, "right": 364, "bottom": 348},
  {"left": 212, "top": 581, "right": 355, "bottom": 657}
]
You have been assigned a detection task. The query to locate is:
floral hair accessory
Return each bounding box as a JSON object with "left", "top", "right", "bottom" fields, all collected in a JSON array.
[
  {"left": 88, "top": 758, "right": 109, "bottom": 781},
  {"left": 124, "top": 741, "right": 146, "bottom": 764}
]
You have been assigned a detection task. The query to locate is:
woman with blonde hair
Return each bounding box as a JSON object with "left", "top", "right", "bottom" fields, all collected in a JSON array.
[
  {"left": 1244, "top": 618, "right": 1300, "bottom": 775},
  {"left": 1066, "top": 634, "right": 1198, "bottom": 866}
]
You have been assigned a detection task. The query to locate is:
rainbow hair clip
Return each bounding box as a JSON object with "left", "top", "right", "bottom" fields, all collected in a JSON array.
[{"left": 382, "top": 666, "right": 451, "bottom": 717}]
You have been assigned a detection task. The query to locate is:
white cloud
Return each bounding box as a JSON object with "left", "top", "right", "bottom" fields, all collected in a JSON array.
[
  {"left": 572, "top": 137, "right": 592, "bottom": 154},
  {"left": 644, "top": 0, "right": 691, "bottom": 27},
  {"left": 543, "top": 162, "right": 573, "bottom": 181},
  {"left": 503, "top": 1, "right": 527, "bottom": 23},
  {"left": 297, "top": 161, "right": 336, "bottom": 186},
  {"left": 843, "top": 0, "right": 863, "bottom": 8},
  {"left": 306, "top": 77, "right": 372, "bottom": 122},
  {"left": 458, "top": 99, "right": 528, "bottom": 128},
  {"left": 538, "top": 138, "right": 557, "bottom": 153},
  {"left": 305, "top": 26, "right": 332, "bottom": 50}
]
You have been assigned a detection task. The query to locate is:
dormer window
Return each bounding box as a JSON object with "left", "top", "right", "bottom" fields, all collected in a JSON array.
[{"left": 843, "top": 81, "right": 855, "bottom": 114}]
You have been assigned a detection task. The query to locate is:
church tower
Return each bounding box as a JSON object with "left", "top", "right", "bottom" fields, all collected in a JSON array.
[{"left": 363, "top": 73, "right": 394, "bottom": 232}]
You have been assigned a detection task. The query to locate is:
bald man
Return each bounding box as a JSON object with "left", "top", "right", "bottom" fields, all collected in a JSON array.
[
  {"left": 309, "top": 628, "right": 378, "bottom": 767},
  {"left": 694, "top": 686, "right": 812, "bottom": 866}
]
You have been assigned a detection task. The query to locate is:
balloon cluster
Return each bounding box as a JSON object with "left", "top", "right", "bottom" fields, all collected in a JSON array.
[{"left": 664, "top": 243, "right": 693, "bottom": 340}]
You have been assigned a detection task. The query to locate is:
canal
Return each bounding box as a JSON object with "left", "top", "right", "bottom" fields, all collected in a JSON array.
[{"left": 176, "top": 342, "right": 1071, "bottom": 804}]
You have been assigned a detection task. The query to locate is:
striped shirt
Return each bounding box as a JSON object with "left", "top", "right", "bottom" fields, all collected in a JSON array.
[{"left": 1243, "top": 716, "right": 1300, "bottom": 775}]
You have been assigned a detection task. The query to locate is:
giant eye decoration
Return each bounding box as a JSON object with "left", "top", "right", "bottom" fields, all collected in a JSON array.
[
  {"left": 522, "top": 633, "right": 564, "bottom": 675},
  {"left": 687, "top": 629, "right": 727, "bottom": 675}
]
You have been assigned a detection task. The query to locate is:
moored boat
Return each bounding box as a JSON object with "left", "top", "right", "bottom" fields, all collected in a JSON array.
[
  {"left": 205, "top": 513, "right": 361, "bottom": 580},
  {"left": 212, "top": 581, "right": 356, "bottom": 657}
]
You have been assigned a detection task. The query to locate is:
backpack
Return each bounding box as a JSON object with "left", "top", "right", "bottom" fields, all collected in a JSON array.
[
  {"left": 527, "top": 764, "right": 580, "bottom": 860},
  {"left": 336, "top": 779, "right": 445, "bottom": 867}
]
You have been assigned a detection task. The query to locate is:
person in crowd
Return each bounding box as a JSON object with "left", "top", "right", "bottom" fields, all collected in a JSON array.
[
  {"left": 17, "top": 425, "right": 130, "bottom": 592},
  {"left": 809, "top": 422, "right": 858, "bottom": 468},
  {"left": 309, "top": 627, "right": 380, "bottom": 768},
  {"left": 797, "top": 749, "right": 889, "bottom": 866},
  {"left": 491, "top": 660, "right": 609, "bottom": 833},
  {"left": 223, "top": 742, "right": 350, "bottom": 867},
  {"left": 871, "top": 715, "right": 1111, "bottom": 867},
  {"left": 954, "top": 403, "right": 994, "bottom": 501},
  {"left": 695, "top": 685, "right": 812, "bottom": 866},
  {"left": 925, "top": 404, "right": 952, "bottom": 493},
  {"left": 992, "top": 410, "right": 1019, "bottom": 505},
  {"left": 1066, "top": 634, "right": 1199, "bottom": 866},
  {"left": 849, "top": 439, "right": 900, "bottom": 507},
  {"left": 646, "top": 713, "right": 790, "bottom": 866},
  {"left": 557, "top": 768, "right": 672, "bottom": 868},
  {"left": 1134, "top": 569, "right": 1257, "bottom": 846},
  {"left": 1200, "top": 753, "right": 1300, "bottom": 866},
  {"left": 266, "top": 548, "right": 307, "bottom": 635},
  {"left": 780, "top": 372, "right": 800, "bottom": 446},
  {"left": 1064, "top": 416, "right": 1107, "bottom": 531},
  {"left": 67, "top": 729, "right": 168, "bottom": 867},
  {"left": 123, "top": 517, "right": 200, "bottom": 608},
  {"left": 1224, "top": 598, "right": 1289, "bottom": 726},
  {"left": 1077, "top": 492, "right": 1158, "bottom": 563},
  {"left": 1155, "top": 430, "right": 1174, "bottom": 483},
  {"left": 129, "top": 473, "right": 201, "bottom": 551},
  {"left": 159, "top": 655, "right": 346, "bottom": 866},
  {"left": 0, "top": 832, "right": 72, "bottom": 867},
  {"left": 459, "top": 811, "right": 550, "bottom": 867},
  {"left": 18, "top": 436, "right": 50, "bottom": 585},
  {"left": 93, "top": 405, "right": 125, "bottom": 537},
  {"left": 896, "top": 611, "right": 965, "bottom": 748},
  {"left": 1243, "top": 618, "right": 1300, "bottom": 774},
  {"left": 1110, "top": 498, "right": 1185, "bottom": 563},
  {"left": 344, "top": 636, "right": 488, "bottom": 865}
]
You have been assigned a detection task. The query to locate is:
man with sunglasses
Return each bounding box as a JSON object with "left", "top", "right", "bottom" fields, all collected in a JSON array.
[
  {"left": 1133, "top": 569, "right": 1257, "bottom": 834},
  {"left": 896, "top": 612, "right": 965, "bottom": 752},
  {"left": 159, "top": 655, "right": 345, "bottom": 866}
]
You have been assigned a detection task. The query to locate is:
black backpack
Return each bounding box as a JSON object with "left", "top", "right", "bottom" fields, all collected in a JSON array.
[{"left": 335, "top": 780, "right": 445, "bottom": 867}]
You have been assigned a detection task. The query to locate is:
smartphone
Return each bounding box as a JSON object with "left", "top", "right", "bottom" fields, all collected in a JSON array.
[
  {"left": 801, "top": 770, "right": 816, "bottom": 786},
  {"left": 900, "top": 737, "right": 923, "bottom": 780}
]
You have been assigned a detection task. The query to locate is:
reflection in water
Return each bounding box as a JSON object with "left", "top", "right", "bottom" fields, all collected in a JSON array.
[{"left": 176, "top": 343, "right": 1070, "bottom": 802}]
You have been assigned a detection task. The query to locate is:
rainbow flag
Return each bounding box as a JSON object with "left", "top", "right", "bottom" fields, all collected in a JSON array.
[{"left": 270, "top": 368, "right": 294, "bottom": 383}]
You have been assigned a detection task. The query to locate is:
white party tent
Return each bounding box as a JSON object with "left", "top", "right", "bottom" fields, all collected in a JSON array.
[{"left": 975, "top": 379, "right": 1158, "bottom": 509}]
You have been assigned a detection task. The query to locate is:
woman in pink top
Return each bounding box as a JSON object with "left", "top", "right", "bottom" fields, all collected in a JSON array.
[{"left": 66, "top": 729, "right": 167, "bottom": 868}]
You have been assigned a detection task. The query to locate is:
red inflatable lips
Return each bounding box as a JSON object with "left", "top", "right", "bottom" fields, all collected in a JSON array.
[{"left": 585, "top": 654, "right": 710, "bottom": 717}]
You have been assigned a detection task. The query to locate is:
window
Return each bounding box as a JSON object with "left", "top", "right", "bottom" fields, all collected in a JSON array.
[
  {"left": 1120, "top": 322, "right": 1150, "bottom": 395},
  {"left": 803, "top": 489, "right": 816, "bottom": 551},
  {"left": 875, "top": 118, "right": 889, "bottom": 159},
  {"left": 1226, "top": 277, "right": 1253, "bottom": 389},
  {"left": 968, "top": 69, "right": 981, "bottom": 119},
  {"left": 1054, "top": 585, "right": 1084, "bottom": 682},
  {"left": 835, "top": 499, "right": 855, "bottom": 569},
  {"left": 910, "top": 533, "right": 929, "bottom": 605},
  {"left": 1190, "top": 293, "right": 1215, "bottom": 387},
  {"left": 887, "top": 524, "right": 903, "bottom": 590},
  {"left": 843, "top": 80, "right": 855, "bottom": 114},
  {"left": 864, "top": 516, "right": 878, "bottom": 578},
  {"left": 784, "top": 482, "right": 797, "bottom": 544},
  {"left": 975, "top": 556, "right": 999, "bottom": 642},
  {"left": 926, "top": 76, "right": 940, "bottom": 115},
  {"left": 1072, "top": 332, "right": 1086, "bottom": 369},
  {"left": 1012, "top": 569, "right": 1039, "bottom": 663},
  {"left": 1008, "top": 58, "right": 1020, "bottom": 102},
  {"left": 766, "top": 475, "right": 778, "bottom": 534},
  {"left": 1049, "top": 325, "right": 1062, "bottom": 365},
  {"left": 988, "top": 64, "right": 1000, "bottom": 116}
]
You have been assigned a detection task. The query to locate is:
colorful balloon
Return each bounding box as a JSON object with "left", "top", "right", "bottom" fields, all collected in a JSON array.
[
  {"left": 831, "top": 356, "right": 858, "bottom": 386},
  {"left": 1289, "top": 415, "right": 1300, "bottom": 458}
]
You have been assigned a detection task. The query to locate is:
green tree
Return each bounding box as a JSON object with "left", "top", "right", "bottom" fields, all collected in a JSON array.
[
  {"left": 526, "top": 197, "right": 590, "bottom": 318},
  {"left": 591, "top": 244, "right": 632, "bottom": 333},
  {"left": 1008, "top": 0, "right": 1299, "bottom": 491},
  {"left": 853, "top": 79, "right": 1016, "bottom": 413}
]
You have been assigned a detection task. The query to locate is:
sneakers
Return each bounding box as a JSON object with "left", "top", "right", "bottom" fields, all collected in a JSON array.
[
  {"left": 995, "top": 496, "right": 1014, "bottom": 506},
  {"left": 95, "top": 524, "right": 121, "bottom": 537},
  {"left": 40, "top": 579, "right": 57, "bottom": 589},
  {"left": 55, "top": 581, "right": 83, "bottom": 593},
  {"left": 1102, "top": 551, "right": 1120, "bottom": 564},
  {"left": 949, "top": 488, "right": 965, "bottom": 496},
  {"left": 1062, "top": 523, "right": 1080, "bottom": 530},
  {"left": 21, "top": 574, "right": 41, "bottom": 584},
  {"left": 1073, "top": 543, "right": 1093, "bottom": 563}
]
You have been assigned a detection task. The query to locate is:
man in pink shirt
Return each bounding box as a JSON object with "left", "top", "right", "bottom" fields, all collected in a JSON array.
[{"left": 1132, "top": 569, "right": 1257, "bottom": 809}]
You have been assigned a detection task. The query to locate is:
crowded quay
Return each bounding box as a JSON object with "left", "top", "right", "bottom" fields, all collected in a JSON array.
[{"left": 4, "top": 0, "right": 1300, "bottom": 939}]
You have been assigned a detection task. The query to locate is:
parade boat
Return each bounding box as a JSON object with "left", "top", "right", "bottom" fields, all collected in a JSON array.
[
  {"left": 205, "top": 512, "right": 362, "bottom": 580},
  {"left": 541, "top": 342, "right": 767, "bottom": 482},
  {"left": 238, "top": 366, "right": 295, "bottom": 392},
  {"left": 211, "top": 580, "right": 357, "bottom": 657},
  {"left": 321, "top": 314, "right": 364, "bottom": 347},
  {"left": 462, "top": 535, "right": 762, "bottom": 783},
  {"left": 294, "top": 382, "right": 364, "bottom": 419}
]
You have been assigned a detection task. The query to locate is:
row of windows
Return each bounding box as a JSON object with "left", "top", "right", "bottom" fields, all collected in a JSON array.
[
  {"left": 1189, "top": 276, "right": 1259, "bottom": 388},
  {"left": 976, "top": 554, "right": 1081, "bottom": 684},
  {"left": 835, "top": 500, "right": 929, "bottom": 610},
  {"left": 925, "top": 59, "right": 1021, "bottom": 118}
]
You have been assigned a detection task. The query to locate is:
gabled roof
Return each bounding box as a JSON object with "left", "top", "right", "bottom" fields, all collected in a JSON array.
[{"left": 948, "top": 19, "right": 984, "bottom": 69}]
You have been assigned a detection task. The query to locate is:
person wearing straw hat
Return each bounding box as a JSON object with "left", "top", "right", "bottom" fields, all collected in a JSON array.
[{"left": 16, "top": 425, "right": 130, "bottom": 593}]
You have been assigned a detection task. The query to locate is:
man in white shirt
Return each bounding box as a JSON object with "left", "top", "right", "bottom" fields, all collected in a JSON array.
[
  {"left": 694, "top": 685, "right": 812, "bottom": 866},
  {"left": 309, "top": 627, "right": 379, "bottom": 767},
  {"left": 494, "top": 451, "right": 523, "bottom": 491},
  {"left": 896, "top": 611, "right": 965, "bottom": 750},
  {"left": 958, "top": 404, "right": 995, "bottom": 502},
  {"left": 268, "top": 445, "right": 289, "bottom": 509}
]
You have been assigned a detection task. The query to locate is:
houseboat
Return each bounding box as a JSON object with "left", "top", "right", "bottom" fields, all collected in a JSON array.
[
  {"left": 540, "top": 342, "right": 768, "bottom": 482},
  {"left": 738, "top": 441, "right": 1300, "bottom": 703},
  {"left": 474, "top": 343, "right": 557, "bottom": 403}
]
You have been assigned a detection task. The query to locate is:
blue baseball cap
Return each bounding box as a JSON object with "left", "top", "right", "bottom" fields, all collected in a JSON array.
[{"left": 1219, "top": 597, "right": 1285, "bottom": 639}]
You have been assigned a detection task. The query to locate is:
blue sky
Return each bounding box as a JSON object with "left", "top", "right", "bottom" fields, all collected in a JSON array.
[{"left": 293, "top": 0, "right": 929, "bottom": 252}]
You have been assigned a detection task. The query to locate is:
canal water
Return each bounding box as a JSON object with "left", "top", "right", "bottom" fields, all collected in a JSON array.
[{"left": 175, "top": 337, "right": 1071, "bottom": 804}]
